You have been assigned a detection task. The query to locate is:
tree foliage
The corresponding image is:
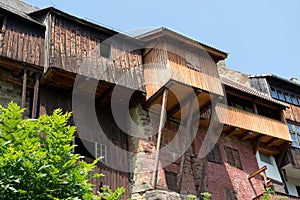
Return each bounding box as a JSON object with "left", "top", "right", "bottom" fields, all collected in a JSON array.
[{"left": 0, "top": 102, "right": 124, "bottom": 200}]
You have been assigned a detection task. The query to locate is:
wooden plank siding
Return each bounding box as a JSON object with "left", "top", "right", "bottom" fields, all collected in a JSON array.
[
  {"left": 213, "top": 103, "right": 291, "bottom": 142},
  {"left": 49, "top": 14, "right": 144, "bottom": 91},
  {"left": 0, "top": 12, "right": 45, "bottom": 67},
  {"left": 39, "top": 85, "right": 131, "bottom": 199},
  {"left": 143, "top": 40, "right": 223, "bottom": 100}
]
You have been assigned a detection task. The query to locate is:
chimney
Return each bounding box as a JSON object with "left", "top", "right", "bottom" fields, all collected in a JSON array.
[
  {"left": 290, "top": 77, "right": 298, "bottom": 83},
  {"left": 217, "top": 60, "right": 227, "bottom": 69}
]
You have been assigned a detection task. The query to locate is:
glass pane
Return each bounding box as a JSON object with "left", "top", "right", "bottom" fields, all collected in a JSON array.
[
  {"left": 277, "top": 90, "right": 285, "bottom": 101},
  {"left": 291, "top": 94, "right": 299, "bottom": 105},
  {"left": 271, "top": 87, "right": 279, "bottom": 99},
  {"left": 288, "top": 123, "right": 294, "bottom": 132},
  {"left": 284, "top": 92, "right": 292, "bottom": 103},
  {"left": 295, "top": 125, "right": 300, "bottom": 134},
  {"left": 291, "top": 133, "right": 298, "bottom": 147}
]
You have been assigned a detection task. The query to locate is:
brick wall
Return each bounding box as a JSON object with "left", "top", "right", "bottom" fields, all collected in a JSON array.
[
  {"left": 129, "top": 106, "right": 265, "bottom": 199},
  {"left": 196, "top": 131, "right": 265, "bottom": 200}
]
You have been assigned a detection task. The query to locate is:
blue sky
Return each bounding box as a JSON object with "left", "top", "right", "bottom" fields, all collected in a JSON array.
[{"left": 24, "top": 0, "right": 300, "bottom": 80}]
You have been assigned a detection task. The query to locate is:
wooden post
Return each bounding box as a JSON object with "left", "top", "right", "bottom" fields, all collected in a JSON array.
[
  {"left": 21, "top": 69, "right": 27, "bottom": 119},
  {"left": 253, "top": 102, "right": 258, "bottom": 114},
  {"left": 32, "top": 73, "right": 40, "bottom": 119},
  {"left": 176, "top": 96, "right": 195, "bottom": 192},
  {"left": 152, "top": 88, "right": 168, "bottom": 189}
]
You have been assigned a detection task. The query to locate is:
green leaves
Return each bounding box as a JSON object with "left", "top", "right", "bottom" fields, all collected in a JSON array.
[{"left": 0, "top": 102, "right": 123, "bottom": 200}]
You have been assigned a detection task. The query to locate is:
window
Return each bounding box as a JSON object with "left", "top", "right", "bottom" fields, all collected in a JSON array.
[
  {"left": 271, "top": 87, "right": 279, "bottom": 99},
  {"left": 288, "top": 123, "right": 300, "bottom": 148},
  {"left": 277, "top": 89, "right": 285, "bottom": 101},
  {"left": 207, "top": 143, "right": 223, "bottom": 164},
  {"left": 225, "top": 189, "right": 238, "bottom": 200},
  {"left": 100, "top": 42, "right": 111, "bottom": 58},
  {"left": 224, "top": 146, "right": 242, "bottom": 169},
  {"left": 165, "top": 171, "right": 177, "bottom": 191},
  {"left": 284, "top": 92, "right": 292, "bottom": 103},
  {"left": 259, "top": 152, "right": 273, "bottom": 165},
  {"left": 96, "top": 143, "right": 107, "bottom": 163},
  {"left": 270, "top": 86, "right": 300, "bottom": 106},
  {"left": 291, "top": 94, "right": 299, "bottom": 105},
  {"left": 74, "top": 137, "right": 108, "bottom": 163}
]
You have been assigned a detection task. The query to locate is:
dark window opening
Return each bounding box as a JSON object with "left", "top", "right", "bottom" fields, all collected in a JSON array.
[
  {"left": 207, "top": 143, "right": 223, "bottom": 164},
  {"left": 224, "top": 146, "right": 242, "bottom": 169},
  {"left": 100, "top": 42, "right": 111, "bottom": 58},
  {"left": 256, "top": 104, "right": 281, "bottom": 121},
  {"left": 296, "top": 186, "right": 300, "bottom": 196},
  {"left": 0, "top": 15, "right": 3, "bottom": 33},
  {"left": 226, "top": 93, "right": 254, "bottom": 113},
  {"left": 226, "top": 189, "right": 238, "bottom": 200},
  {"left": 165, "top": 171, "right": 177, "bottom": 191}
]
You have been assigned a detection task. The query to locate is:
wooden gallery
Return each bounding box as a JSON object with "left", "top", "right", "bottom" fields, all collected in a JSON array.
[{"left": 0, "top": 1, "right": 299, "bottom": 199}]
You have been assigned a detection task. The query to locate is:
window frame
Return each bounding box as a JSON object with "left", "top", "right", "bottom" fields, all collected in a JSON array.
[
  {"left": 207, "top": 143, "right": 223, "bottom": 165},
  {"left": 288, "top": 123, "right": 300, "bottom": 148},
  {"left": 270, "top": 86, "right": 300, "bottom": 106},
  {"left": 224, "top": 146, "right": 243, "bottom": 169}
]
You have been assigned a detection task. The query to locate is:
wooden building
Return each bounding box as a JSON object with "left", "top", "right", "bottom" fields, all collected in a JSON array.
[
  {"left": 0, "top": 0, "right": 297, "bottom": 199},
  {"left": 250, "top": 74, "right": 300, "bottom": 198}
]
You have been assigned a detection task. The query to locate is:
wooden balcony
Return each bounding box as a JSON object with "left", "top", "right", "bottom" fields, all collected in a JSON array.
[
  {"left": 282, "top": 146, "right": 300, "bottom": 169},
  {"left": 281, "top": 146, "right": 300, "bottom": 175},
  {"left": 253, "top": 192, "right": 300, "bottom": 200},
  {"left": 211, "top": 104, "right": 291, "bottom": 155}
]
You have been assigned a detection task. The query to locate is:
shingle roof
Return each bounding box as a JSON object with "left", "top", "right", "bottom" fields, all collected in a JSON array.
[
  {"left": 0, "top": 0, "right": 42, "bottom": 25},
  {"left": 0, "top": 0, "right": 38, "bottom": 13},
  {"left": 249, "top": 74, "right": 300, "bottom": 87},
  {"left": 221, "top": 75, "right": 289, "bottom": 107}
]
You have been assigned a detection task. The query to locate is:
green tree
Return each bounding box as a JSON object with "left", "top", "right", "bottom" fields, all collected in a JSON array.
[{"left": 0, "top": 102, "right": 124, "bottom": 200}]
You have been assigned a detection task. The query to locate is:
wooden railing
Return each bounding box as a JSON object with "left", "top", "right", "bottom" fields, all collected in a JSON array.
[
  {"left": 213, "top": 104, "right": 291, "bottom": 141},
  {"left": 281, "top": 146, "right": 300, "bottom": 169}
]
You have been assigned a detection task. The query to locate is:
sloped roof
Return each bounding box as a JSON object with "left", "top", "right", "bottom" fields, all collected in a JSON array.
[
  {"left": 0, "top": 0, "right": 42, "bottom": 25},
  {"left": 0, "top": 0, "right": 38, "bottom": 13},
  {"left": 221, "top": 75, "right": 289, "bottom": 107},
  {"left": 136, "top": 27, "right": 228, "bottom": 61},
  {"left": 249, "top": 74, "right": 300, "bottom": 87}
]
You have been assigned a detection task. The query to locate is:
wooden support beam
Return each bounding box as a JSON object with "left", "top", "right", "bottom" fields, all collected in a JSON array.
[
  {"left": 143, "top": 87, "right": 165, "bottom": 109},
  {"left": 21, "top": 69, "right": 27, "bottom": 111},
  {"left": 167, "top": 90, "right": 201, "bottom": 118},
  {"left": 253, "top": 102, "right": 258, "bottom": 114},
  {"left": 32, "top": 73, "right": 40, "bottom": 119},
  {"left": 266, "top": 138, "right": 278, "bottom": 147},
  {"left": 241, "top": 131, "right": 257, "bottom": 141},
  {"left": 248, "top": 166, "right": 267, "bottom": 180},
  {"left": 276, "top": 142, "right": 291, "bottom": 167},
  {"left": 176, "top": 96, "right": 195, "bottom": 192},
  {"left": 152, "top": 88, "right": 168, "bottom": 189},
  {"left": 96, "top": 84, "right": 115, "bottom": 105},
  {"left": 223, "top": 127, "right": 236, "bottom": 137},
  {"left": 252, "top": 135, "right": 265, "bottom": 154}
]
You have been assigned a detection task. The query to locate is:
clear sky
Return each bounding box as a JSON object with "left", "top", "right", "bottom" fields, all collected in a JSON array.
[{"left": 24, "top": 0, "right": 300, "bottom": 80}]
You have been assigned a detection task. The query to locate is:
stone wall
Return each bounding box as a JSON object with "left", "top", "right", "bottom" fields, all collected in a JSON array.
[{"left": 217, "top": 60, "right": 251, "bottom": 87}]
